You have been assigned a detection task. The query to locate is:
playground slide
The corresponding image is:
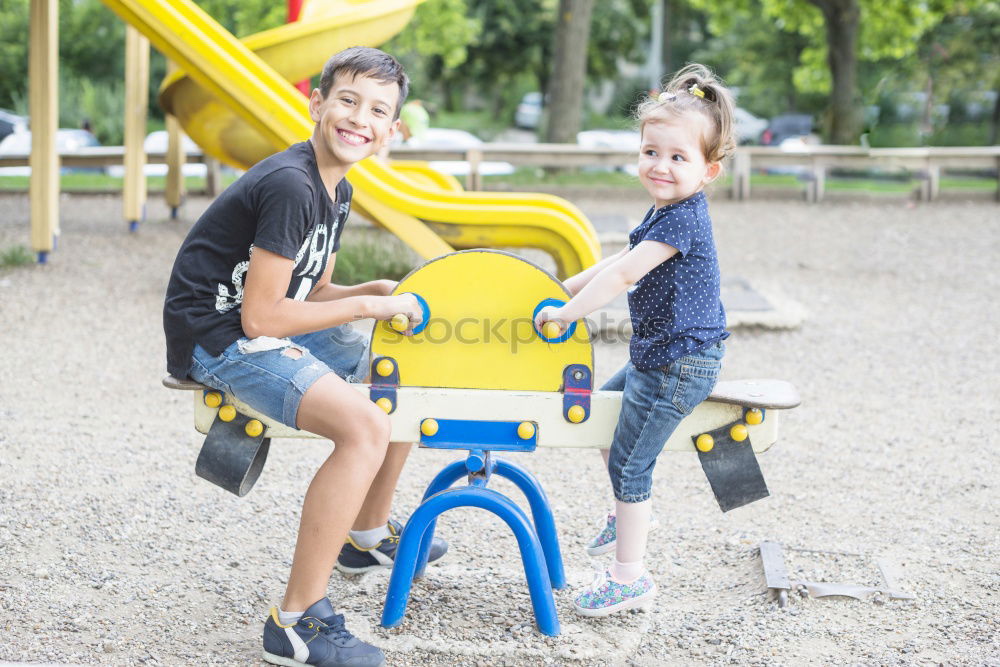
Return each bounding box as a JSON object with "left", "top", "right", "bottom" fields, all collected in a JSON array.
[{"left": 100, "top": 0, "right": 600, "bottom": 276}]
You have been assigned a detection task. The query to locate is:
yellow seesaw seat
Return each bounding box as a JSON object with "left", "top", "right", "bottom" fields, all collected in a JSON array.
[{"left": 168, "top": 250, "right": 798, "bottom": 460}]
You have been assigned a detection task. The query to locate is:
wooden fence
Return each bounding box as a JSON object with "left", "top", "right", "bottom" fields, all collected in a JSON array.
[{"left": 2, "top": 144, "right": 997, "bottom": 202}]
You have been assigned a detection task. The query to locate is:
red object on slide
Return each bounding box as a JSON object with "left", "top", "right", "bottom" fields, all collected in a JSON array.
[{"left": 288, "top": 0, "right": 311, "bottom": 96}]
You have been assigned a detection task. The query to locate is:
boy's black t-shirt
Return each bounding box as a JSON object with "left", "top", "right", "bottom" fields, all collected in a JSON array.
[{"left": 163, "top": 141, "right": 351, "bottom": 379}]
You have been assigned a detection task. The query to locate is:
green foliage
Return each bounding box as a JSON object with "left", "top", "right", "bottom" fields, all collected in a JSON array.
[
  {"left": 588, "top": 0, "right": 653, "bottom": 81},
  {"left": 430, "top": 110, "right": 510, "bottom": 140},
  {"left": 687, "top": 0, "right": 996, "bottom": 143},
  {"left": 687, "top": 3, "right": 819, "bottom": 117},
  {"left": 193, "top": 0, "right": 285, "bottom": 38},
  {"left": 0, "top": 0, "right": 30, "bottom": 111},
  {"left": 0, "top": 244, "right": 34, "bottom": 269},
  {"left": 59, "top": 75, "right": 126, "bottom": 145},
  {"left": 0, "top": 0, "right": 287, "bottom": 119},
  {"left": 331, "top": 235, "right": 417, "bottom": 285},
  {"left": 387, "top": 0, "right": 480, "bottom": 71},
  {"left": 459, "top": 0, "right": 556, "bottom": 108},
  {"left": 60, "top": 0, "right": 126, "bottom": 85}
]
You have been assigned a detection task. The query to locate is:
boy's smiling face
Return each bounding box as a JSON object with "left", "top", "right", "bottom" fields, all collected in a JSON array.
[{"left": 309, "top": 72, "right": 400, "bottom": 171}]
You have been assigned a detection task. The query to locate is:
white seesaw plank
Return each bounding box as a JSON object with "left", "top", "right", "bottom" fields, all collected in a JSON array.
[{"left": 190, "top": 383, "right": 786, "bottom": 454}]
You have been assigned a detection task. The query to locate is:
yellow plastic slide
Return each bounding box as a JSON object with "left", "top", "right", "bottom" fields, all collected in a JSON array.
[{"left": 98, "top": 0, "right": 601, "bottom": 276}]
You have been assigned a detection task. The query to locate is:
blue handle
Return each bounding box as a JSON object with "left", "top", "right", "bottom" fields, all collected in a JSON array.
[
  {"left": 533, "top": 298, "right": 577, "bottom": 343},
  {"left": 400, "top": 292, "right": 430, "bottom": 335}
]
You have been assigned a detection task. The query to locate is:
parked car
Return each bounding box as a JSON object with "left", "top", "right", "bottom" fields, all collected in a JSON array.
[
  {"left": 576, "top": 129, "right": 640, "bottom": 175},
  {"left": 734, "top": 108, "right": 769, "bottom": 145},
  {"left": 107, "top": 130, "right": 206, "bottom": 177},
  {"left": 576, "top": 129, "right": 640, "bottom": 152},
  {"left": 760, "top": 114, "right": 817, "bottom": 147},
  {"left": 418, "top": 127, "right": 514, "bottom": 177},
  {"left": 0, "top": 109, "right": 27, "bottom": 143},
  {"left": 514, "top": 92, "right": 544, "bottom": 130},
  {"left": 0, "top": 128, "right": 99, "bottom": 156},
  {"left": 0, "top": 128, "right": 101, "bottom": 175}
]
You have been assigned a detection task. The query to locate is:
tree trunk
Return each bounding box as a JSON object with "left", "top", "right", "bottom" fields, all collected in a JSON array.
[
  {"left": 810, "top": 0, "right": 862, "bottom": 144},
  {"left": 661, "top": 0, "right": 672, "bottom": 82},
  {"left": 989, "top": 82, "right": 999, "bottom": 145},
  {"left": 544, "top": 0, "right": 596, "bottom": 144}
]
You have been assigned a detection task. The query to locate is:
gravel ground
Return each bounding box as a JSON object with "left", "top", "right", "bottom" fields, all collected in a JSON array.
[{"left": 1, "top": 190, "right": 998, "bottom": 666}]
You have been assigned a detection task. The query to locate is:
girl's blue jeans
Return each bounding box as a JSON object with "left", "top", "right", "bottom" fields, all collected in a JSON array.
[{"left": 602, "top": 342, "right": 724, "bottom": 503}]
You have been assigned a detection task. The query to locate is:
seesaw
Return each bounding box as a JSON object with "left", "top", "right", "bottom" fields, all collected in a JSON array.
[{"left": 164, "top": 249, "right": 800, "bottom": 635}]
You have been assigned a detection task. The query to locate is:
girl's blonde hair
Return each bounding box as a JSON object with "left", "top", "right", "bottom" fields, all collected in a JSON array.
[{"left": 635, "top": 63, "right": 737, "bottom": 164}]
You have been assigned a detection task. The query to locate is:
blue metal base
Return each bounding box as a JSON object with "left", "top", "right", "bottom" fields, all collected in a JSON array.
[{"left": 381, "top": 454, "right": 565, "bottom": 636}]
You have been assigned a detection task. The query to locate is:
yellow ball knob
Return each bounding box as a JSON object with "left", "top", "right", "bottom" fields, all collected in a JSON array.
[
  {"left": 541, "top": 321, "right": 562, "bottom": 339},
  {"left": 375, "top": 359, "right": 395, "bottom": 377},
  {"left": 745, "top": 408, "right": 764, "bottom": 425},
  {"left": 245, "top": 419, "right": 264, "bottom": 437},
  {"left": 517, "top": 422, "right": 536, "bottom": 440},
  {"left": 730, "top": 423, "right": 748, "bottom": 442},
  {"left": 421, "top": 418, "right": 439, "bottom": 437},
  {"left": 204, "top": 391, "right": 222, "bottom": 408},
  {"left": 375, "top": 397, "right": 393, "bottom": 413},
  {"left": 567, "top": 405, "right": 586, "bottom": 423},
  {"left": 390, "top": 314, "right": 409, "bottom": 332},
  {"left": 696, "top": 434, "right": 714, "bottom": 452},
  {"left": 218, "top": 405, "right": 237, "bottom": 423}
]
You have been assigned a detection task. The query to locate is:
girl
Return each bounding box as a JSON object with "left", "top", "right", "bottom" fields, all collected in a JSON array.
[{"left": 534, "top": 64, "right": 736, "bottom": 617}]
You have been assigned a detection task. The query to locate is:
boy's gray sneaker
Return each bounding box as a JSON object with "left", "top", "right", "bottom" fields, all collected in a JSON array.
[
  {"left": 262, "top": 597, "right": 384, "bottom": 667},
  {"left": 336, "top": 518, "right": 448, "bottom": 574}
]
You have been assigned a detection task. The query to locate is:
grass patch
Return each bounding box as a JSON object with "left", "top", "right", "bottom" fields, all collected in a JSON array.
[
  {"left": 484, "top": 167, "right": 639, "bottom": 188},
  {"left": 483, "top": 167, "right": 996, "bottom": 193},
  {"left": 332, "top": 234, "right": 418, "bottom": 285},
  {"left": 432, "top": 111, "right": 512, "bottom": 141},
  {"left": 0, "top": 172, "right": 240, "bottom": 192},
  {"left": 0, "top": 245, "right": 34, "bottom": 269}
]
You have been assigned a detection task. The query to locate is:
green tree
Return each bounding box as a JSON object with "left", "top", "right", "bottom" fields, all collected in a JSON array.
[
  {"left": 686, "top": 2, "right": 816, "bottom": 118},
  {"left": 693, "top": 0, "right": 957, "bottom": 143},
  {"left": 0, "top": 0, "right": 30, "bottom": 111},
  {"left": 384, "top": 0, "right": 480, "bottom": 107},
  {"left": 460, "top": 0, "right": 556, "bottom": 115},
  {"left": 911, "top": 2, "right": 1000, "bottom": 142},
  {"left": 0, "top": 0, "right": 289, "bottom": 138},
  {"left": 545, "top": 0, "right": 596, "bottom": 142}
]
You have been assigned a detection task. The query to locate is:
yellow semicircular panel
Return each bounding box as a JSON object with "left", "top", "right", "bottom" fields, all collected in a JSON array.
[{"left": 371, "top": 250, "right": 593, "bottom": 391}]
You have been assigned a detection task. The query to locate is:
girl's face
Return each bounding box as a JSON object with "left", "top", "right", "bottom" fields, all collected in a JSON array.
[{"left": 638, "top": 113, "right": 721, "bottom": 208}]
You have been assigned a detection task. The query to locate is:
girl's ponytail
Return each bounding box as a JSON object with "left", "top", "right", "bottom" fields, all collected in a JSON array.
[{"left": 636, "top": 63, "right": 737, "bottom": 164}]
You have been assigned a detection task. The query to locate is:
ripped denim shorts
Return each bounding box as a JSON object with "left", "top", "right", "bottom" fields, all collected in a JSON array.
[{"left": 189, "top": 324, "right": 370, "bottom": 429}]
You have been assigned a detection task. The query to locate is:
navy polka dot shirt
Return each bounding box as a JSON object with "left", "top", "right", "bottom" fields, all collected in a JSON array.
[{"left": 627, "top": 191, "right": 729, "bottom": 370}]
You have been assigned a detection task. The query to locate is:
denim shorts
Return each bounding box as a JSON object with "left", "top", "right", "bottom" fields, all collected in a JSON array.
[
  {"left": 603, "top": 342, "right": 724, "bottom": 503},
  {"left": 189, "top": 324, "right": 370, "bottom": 429}
]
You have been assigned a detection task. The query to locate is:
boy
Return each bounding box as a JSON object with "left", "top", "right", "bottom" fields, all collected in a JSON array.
[{"left": 163, "top": 47, "right": 445, "bottom": 667}]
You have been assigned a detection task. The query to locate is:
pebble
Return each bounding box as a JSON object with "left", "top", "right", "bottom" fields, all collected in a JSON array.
[{"left": 0, "top": 195, "right": 997, "bottom": 665}]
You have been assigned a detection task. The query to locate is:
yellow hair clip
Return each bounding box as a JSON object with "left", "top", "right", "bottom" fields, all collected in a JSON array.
[
  {"left": 688, "top": 84, "right": 705, "bottom": 99},
  {"left": 657, "top": 91, "right": 676, "bottom": 103}
]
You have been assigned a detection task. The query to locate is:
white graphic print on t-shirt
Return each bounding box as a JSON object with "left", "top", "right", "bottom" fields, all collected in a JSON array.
[
  {"left": 216, "top": 251, "right": 251, "bottom": 314},
  {"left": 215, "top": 217, "right": 339, "bottom": 314}
]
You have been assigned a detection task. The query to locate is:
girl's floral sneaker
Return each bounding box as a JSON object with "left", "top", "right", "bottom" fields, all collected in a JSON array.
[
  {"left": 573, "top": 569, "right": 657, "bottom": 617},
  {"left": 585, "top": 513, "right": 660, "bottom": 556}
]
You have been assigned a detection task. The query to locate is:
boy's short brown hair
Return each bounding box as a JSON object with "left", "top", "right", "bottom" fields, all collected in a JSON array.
[{"left": 318, "top": 47, "right": 409, "bottom": 119}]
